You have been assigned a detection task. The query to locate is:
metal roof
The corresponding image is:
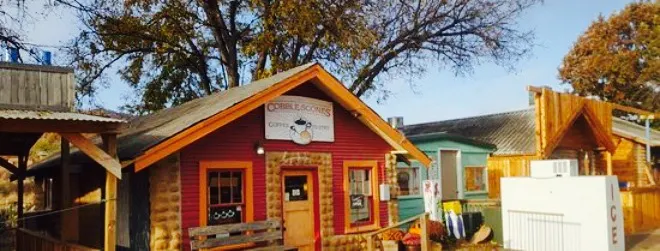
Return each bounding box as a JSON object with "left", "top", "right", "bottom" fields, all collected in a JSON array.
[
  {"left": 28, "top": 63, "right": 317, "bottom": 173},
  {"left": 613, "top": 117, "right": 660, "bottom": 146},
  {"left": 0, "top": 109, "right": 125, "bottom": 123},
  {"left": 401, "top": 109, "right": 537, "bottom": 155},
  {"left": 402, "top": 108, "right": 660, "bottom": 156}
]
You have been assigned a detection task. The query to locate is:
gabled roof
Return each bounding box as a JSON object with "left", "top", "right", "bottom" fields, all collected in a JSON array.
[
  {"left": 405, "top": 132, "right": 497, "bottom": 150},
  {"left": 31, "top": 63, "right": 431, "bottom": 173},
  {"left": 401, "top": 109, "right": 536, "bottom": 155}
]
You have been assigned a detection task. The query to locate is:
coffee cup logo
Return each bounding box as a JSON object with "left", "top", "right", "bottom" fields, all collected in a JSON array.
[{"left": 289, "top": 117, "right": 313, "bottom": 145}]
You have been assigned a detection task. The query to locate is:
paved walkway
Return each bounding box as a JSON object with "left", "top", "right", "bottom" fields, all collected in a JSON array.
[{"left": 627, "top": 229, "right": 660, "bottom": 250}]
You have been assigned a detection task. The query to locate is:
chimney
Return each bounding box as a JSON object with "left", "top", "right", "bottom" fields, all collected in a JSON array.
[{"left": 387, "top": 116, "right": 404, "bottom": 129}]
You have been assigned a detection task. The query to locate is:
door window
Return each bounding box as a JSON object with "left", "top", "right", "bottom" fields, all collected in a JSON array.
[{"left": 284, "top": 175, "right": 309, "bottom": 201}]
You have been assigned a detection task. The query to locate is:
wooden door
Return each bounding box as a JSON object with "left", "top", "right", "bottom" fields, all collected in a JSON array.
[
  {"left": 282, "top": 170, "right": 315, "bottom": 251},
  {"left": 440, "top": 150, "right": 459, "bottom": 199}
]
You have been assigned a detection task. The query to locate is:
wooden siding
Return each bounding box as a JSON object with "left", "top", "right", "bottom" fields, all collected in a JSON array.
[
  {"left": 621, "top": 187, "right": 660, "bottom": 234},
  {"left": 0, "top": 63, "right": 74, "bottom": 111},
  {"left": 536, "top": 88, "right": 613, "bottom": 157},
  {"left": 486, "top": 155, "right": 539, "bottom": 198},
  {"left": 179, "top": 84, "right": 392, "bottom": 250}
]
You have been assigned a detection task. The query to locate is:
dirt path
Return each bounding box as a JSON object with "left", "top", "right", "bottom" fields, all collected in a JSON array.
[{"left": 627, "top": 229, "right": 660, "bottom": 250}]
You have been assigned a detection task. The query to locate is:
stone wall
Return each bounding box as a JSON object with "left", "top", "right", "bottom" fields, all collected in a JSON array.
[
  {"left": 385, "top": 154, "right": 399, "bottom": 225},
  {"left": 149, "top": 154, "right": 182, "bottom": 250}
]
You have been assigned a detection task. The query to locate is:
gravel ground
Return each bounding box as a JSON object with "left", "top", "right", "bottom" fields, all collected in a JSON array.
[{"left": 627, "top": 229, "right": 660, "bottom": 250}]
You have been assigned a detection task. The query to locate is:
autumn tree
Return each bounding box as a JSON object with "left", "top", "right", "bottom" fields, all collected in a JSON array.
[
  {"left": 61, "top": 0, "right": 540, "bottom": 114},
  {"left": 559, "top": 1, "right": 659, "bottom": 115}
]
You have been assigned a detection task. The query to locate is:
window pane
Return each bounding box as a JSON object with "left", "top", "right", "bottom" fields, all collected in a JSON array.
[
  {"left": 219, "top": 171, "right": 231, "bottom": 204},
  {"left": 465, "top": 167, "right": 486, "bottom": 192},
  {"left": 350, "top": 196, "right": 371, "bottom": 224},
  {"left": 349, "top": 168, "right": 372, "bottom": 225},
  {"left": 284, "top": 175, "right": 309, "bottom": 201},
  {"left": 208, "top": 205, "right": 243, "bottom": 225},
  {"left": 397, "top": 168, "right": 421, "bottom": 196},
  {"left": 232, "top": 171, "right": 243, "bottom": 203},
  {"left": 209, "top": 172, "right": 219, "bottom": 205}
]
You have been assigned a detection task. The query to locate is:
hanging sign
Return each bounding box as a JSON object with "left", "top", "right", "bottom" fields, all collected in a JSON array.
[
  {"left": 350, "top": 194, "right": 365, "bottom": 209},
  {"left": 265, "top": 95, "right": 334, "bottom": 145}
]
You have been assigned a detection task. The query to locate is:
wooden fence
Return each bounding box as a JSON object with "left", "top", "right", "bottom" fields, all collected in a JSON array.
[
  {"left": 15, "top": 228, "right": 99, "bottom": 251},
  {"left": 620, "top": 187, "right": 660, "bottom": 235}
]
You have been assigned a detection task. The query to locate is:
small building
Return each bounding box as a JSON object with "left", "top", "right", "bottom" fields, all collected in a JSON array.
[
  {"left": 29, "top": 63, "right": 431, "bottom": 250},
  {"left": 399, "top": 87, "right": 660, "bottom": 235},
  {"left": 389, "top": 128, "right": 496, "bottom": 220},
  {"left": 0, "top": 62, "right": 125, "bottom": 251}
]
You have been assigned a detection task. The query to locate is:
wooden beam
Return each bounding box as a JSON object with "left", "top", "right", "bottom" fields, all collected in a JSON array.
[
  {"left": 59, "top": 133, "right": 121, "bottom": 179},
  {"left": 16, "top": 155, "right": 26, "bottom": 227},
  {"left": 613, "top": 104, "right": 660, "bottom": 117},
  {"left": 0, "top": 157, "right": 19, "bottom": 174},
  {"left": 60, "top": 138, "right": 78, "bottom": 241},
  {"left": 103, "top": 134, "right": 118, "bottom": 251}
]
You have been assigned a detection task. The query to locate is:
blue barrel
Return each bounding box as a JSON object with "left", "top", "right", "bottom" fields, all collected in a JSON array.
[
  {"left": 41, "top": 51, "right": 52, "bottom": 65},
  {"left": 9, "top": 47, "right": 19, "bottom": 62}
]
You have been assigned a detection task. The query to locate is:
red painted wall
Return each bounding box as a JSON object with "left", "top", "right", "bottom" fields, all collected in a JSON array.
[{"left": 179, "top": 83, "right": 392, "bottom": 249}]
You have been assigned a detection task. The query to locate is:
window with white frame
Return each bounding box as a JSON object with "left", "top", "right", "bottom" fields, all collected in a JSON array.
[
  {"left": 348, "top": 168, "right": 373, "bottom": 225},
  {"left": 396, "top": 167, "right": 421, "bottom": 196}
]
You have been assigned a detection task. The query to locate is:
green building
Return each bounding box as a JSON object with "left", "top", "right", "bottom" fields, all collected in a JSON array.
[{"left": 393, "top": 130, "right": 496, "bottom": 220}]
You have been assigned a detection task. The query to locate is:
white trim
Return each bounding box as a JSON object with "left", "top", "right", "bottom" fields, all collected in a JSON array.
[{"left": 437, "top": 148, "right": 463, "bottom": 199}]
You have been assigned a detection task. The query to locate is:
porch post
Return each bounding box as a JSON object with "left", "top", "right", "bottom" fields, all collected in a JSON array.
[
  {"left": 60, "top": 138, "right": 78, "bottom": 241},
  {"left": 103, "top": 134, "right": 118, "bottom": 251},
  {"left": 17, "top": 155, "right": 27, "bottom": 227}
]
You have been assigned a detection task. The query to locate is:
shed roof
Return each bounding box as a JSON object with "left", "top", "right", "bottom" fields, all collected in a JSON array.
[
  {"left": 0, "top": 109, "right": 124, "bottom": 123},
  {"left": 30, "top": 63, "right": 431, "bottom": 174},
  {"left": 401, "top": 109, "right": 537, "bottom": 155}
]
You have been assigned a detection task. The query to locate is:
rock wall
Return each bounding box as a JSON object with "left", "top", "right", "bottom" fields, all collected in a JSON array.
[
  {"left": 265, "top": 152, "right": 336, "bottom": 249},
  {"left": 149, "top": 154, "right": 182, "bottom": 250},
  {"left": 385, "top": 153, "right": 399, "bottom": 225}
]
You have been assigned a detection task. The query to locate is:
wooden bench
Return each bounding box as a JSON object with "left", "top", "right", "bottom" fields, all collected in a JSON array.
[{"left": 188, "top": 220, "right": 297, "bottom": 251}]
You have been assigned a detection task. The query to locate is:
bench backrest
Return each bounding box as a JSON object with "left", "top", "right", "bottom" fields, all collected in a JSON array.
[{"left": 188, "top": 220, "right": 283, "bottom": 250}]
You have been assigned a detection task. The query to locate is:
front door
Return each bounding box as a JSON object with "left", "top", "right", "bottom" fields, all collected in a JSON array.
[
  {"left": 282, "top": 170, "right": 315, "bottom": 251},
  {"left": 440, "top": 150, "right": 459, "bottom": 199}
]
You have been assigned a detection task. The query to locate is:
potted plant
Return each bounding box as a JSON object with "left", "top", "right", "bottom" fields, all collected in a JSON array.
[{"left": 402, "top": 232, "right": 421, "bottom": 251}]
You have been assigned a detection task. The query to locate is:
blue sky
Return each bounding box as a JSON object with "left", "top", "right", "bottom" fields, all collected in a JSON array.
[{"left": 17, "top": 0, "right": 635, "bottom": 125}]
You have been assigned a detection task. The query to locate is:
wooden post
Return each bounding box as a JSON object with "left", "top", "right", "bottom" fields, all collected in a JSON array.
[
  {"left": 606, "top": 151, "right": 613, "bottom": 175},
  {"left": 17, "top": 155, "right": 27, "bottom": 227},
  {"left": 60, "top": 138, "right": 78, "bottom": 241},
  {"left": 420, "top": 213, "right": 429, "bottom": 251},
  {"left": 103, "top": 134, "right": 118, "bottom": 251}
]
